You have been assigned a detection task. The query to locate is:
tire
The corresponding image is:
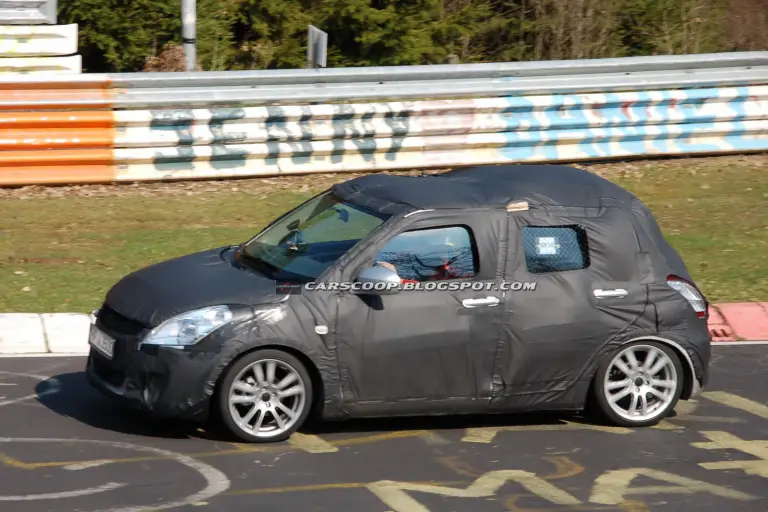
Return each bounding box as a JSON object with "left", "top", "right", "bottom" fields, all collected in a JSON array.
[
  {"left": 217, "top": 349, "right": 313, "bottom": 443},
  {"left": 590, "top": 341, "right": 684, "bottom": 428}
]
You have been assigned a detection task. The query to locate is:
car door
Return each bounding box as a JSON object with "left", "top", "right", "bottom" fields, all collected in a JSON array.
[
  {"left": 334, "top": 210, "right": 506, "bottom": 416},
  {"left": 492, "top": 205, "right": 648, "bottom": 408}
]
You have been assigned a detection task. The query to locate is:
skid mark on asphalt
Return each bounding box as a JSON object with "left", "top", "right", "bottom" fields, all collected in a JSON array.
[
  {"left": 504, "top": 495, "right": 650, "bottom": 512},
  {"left": 437, "top": 455, "right": 584, "bottom": 481},
  {"left": 438, "top": 456, "right": 484, "bottom": 477},
  {"left": 541, "top": 456, "right": 585, "bottom": 480},
  {"left": 225, "top": 479, "right": 465, "bottom": 496}
]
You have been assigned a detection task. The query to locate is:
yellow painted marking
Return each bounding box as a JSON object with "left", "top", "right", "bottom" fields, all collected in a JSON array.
[
  {"left": 692, "top": 430, "right": 768, "bottom": 477},
  {"left": 702, "top": 391, "right": 768, "bottom": 420},
  {"left": 675, "top": 400, "right": 699, "bottom": 416},
  {"left": 288, "top": 433, "right": 339, "bottom": 453},
  {"left": 0, "top": 429, "right": 426, "bottom": 471},
  {"left": 541, "top": 456, "right": 585, "bottom": 480},
  {"left": 0, "top": 445, "right": 281, "bottom": 470},
  {"left": 331, "top": 430, "right": 426, "bottom": 447},
  {"left": 226, "top": 480, "right": 464, "bottom": 496},
  {"left": 671, "top": 415, "right": 744, "bottom": 424},
  {"left": 589, "top": 467, "right": 755, "bottom": 505},
  {"left": 462, "top": 421, "right": 632, "bottom": 443},
  {"left": 367, "top": 470, "right": 581, "bottom": 512}
]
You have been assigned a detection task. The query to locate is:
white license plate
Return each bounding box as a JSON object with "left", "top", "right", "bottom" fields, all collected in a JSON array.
[{"left": 89, "top": 325, "right": 115, "bottom": 359}]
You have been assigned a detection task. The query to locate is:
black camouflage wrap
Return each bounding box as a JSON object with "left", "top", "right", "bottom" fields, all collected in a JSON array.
[{"left": 86, "top": 164, "right": 711, "bottom": 422}]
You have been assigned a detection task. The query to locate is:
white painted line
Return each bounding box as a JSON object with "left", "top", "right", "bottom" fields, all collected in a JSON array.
[
  {"left": 0, "top": 483, "right": 126, "bottom": 501},
  {"left": 0, "top": 438, "right": 231, "bottom": 511},
  {"left": 0, "top": 383, "right": 17, "bottom": 386},
  {"left": 712, "top": 341, "right": 768, "bottom": 346},
  {"left": 0, "top": 353, "right": 88, "bottom": 358},
  {"left": 64, "top": 460, "right": 115, "bottom": 471},
  {"left": 0, "top": 371, "right": 60, "bottom": 408}
]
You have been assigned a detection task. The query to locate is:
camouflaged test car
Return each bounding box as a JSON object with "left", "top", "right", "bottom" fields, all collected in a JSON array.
[{"left": 87, "top": 164, "right": 711, "bottom": 442}]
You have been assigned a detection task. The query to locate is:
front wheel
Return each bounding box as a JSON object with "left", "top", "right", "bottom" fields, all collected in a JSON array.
[
  {"left": 590, "top": 341, "right": 683, "bottom": 427},
  {"left": 217, "top": 349, "right": 313, "bottom": 443}
]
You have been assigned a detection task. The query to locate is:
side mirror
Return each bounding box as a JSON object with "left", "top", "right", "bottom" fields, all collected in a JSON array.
[{"left": 354, "top": 266, "right": 401, "bottom": 295}]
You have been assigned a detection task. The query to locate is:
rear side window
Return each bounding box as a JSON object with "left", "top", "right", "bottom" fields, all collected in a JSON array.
[{"left": 522, "top": 226, "right": 589, "bottom": 273}]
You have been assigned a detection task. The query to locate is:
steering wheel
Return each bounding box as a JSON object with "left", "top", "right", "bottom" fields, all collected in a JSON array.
[
  {"left": 278, "top": 229, "right": 305, "bottom": 251},
  {"left": 411, "top": 252, "right": 463, "bottom": 280}
]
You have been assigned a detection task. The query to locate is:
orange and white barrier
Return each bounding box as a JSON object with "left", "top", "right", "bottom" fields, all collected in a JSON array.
[{"left": 0, "top": 52, "right": 766, "bottom": 186}]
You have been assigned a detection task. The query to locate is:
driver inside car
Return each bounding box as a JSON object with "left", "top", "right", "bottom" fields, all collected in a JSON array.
[{"left": 374, "top": 235, "right": 464, "bottom": 283}]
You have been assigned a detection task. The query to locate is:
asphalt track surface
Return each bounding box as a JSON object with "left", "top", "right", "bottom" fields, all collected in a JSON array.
[{"left": 1, "top": 346, "right": 768, "bottom": 512}]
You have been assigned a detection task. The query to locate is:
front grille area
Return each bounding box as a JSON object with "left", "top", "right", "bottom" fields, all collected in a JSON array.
[
  {"left": 92, "top": 304, "right": 148, "bottom": 374},
  {"left": 97, "top": 305, "right": 147, "bottom": 337},
  {"left": 91, "top": 353, "right": 126, "bottom": 387}
]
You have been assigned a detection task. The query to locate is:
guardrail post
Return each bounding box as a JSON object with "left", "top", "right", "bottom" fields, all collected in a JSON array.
[{"left": 182, "top": 0, "right": 196, "bottom": 71}]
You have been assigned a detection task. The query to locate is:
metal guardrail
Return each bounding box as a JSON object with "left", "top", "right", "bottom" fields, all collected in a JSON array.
[{"left": 0, "top": 52, "right": 766, "bottom": 185}]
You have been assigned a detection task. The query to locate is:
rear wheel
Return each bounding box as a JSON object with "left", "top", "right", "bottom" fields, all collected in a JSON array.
[
  {"left": 591, "top": 341, "right": 683, "bottom": 427},
  {"left": 217, "top": 349, "right": 313, "bottom": 443}
]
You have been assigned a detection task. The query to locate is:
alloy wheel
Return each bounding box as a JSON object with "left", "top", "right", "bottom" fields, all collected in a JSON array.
[
  {"left": 603, "top": 344, "right": 679, "bottom": 422},
  {"left": 227, "top": 358, "right": 307, "bottom": 439}
]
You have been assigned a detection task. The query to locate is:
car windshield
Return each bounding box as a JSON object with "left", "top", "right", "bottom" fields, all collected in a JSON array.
[{"left": 241, "top": 192, "right": 389, "bottom": 281}]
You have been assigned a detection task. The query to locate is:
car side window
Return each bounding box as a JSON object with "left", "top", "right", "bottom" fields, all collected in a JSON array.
[
  {"left": 522, "top": 226, "right": 590, "bottom": 273},
  {"left": 375, "top": 226, "right": 477, "bottom": 282}
]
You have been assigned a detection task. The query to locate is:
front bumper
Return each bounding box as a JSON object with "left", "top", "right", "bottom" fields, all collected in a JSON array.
[{"left": 86, "top": 341, "right": 220, "bottom": 421}]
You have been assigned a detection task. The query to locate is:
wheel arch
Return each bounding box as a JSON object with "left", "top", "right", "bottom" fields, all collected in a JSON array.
[
  {"left": 593, "top": 335, "right": 697, "bottom": 402},
  {"left": 210, "top": 343, "right": 326, "bottom": 421}
]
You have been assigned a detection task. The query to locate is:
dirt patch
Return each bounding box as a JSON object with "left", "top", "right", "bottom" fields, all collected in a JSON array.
[{"left": 0, "top": 155, "right": 764, "bottom": 201}]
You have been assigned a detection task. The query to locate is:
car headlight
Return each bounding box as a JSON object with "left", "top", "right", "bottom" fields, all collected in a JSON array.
[{"left": 141, "top": 306, "right": 234, "bottom": 347}]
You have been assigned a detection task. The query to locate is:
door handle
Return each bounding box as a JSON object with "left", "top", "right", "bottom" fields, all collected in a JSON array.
[
  {"left": 462, "top": 296, "right": 500, "bottom": 308},
  {"left": 593, "top": 288, "right": 628, "bottom": 299}
]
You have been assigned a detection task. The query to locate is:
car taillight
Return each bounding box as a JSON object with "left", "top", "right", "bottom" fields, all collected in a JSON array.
[{"left": 666, "top": 274, "right": 708, "bottom": 319}]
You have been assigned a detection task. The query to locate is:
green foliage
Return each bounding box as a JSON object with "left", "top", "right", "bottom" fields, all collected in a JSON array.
[
  {"left": 59, "top": 0, "right": 761, "bottom": 73},
  {"left": 618, "top": 0, "right": 725, "bottom": 55},
  {"left": 58, "top": 0, "right": 180, "bottom": 72},
  {"left": 233, "top": 0, "right": 316, "bottom": 69},
  {"left": 58, "top": 0, "right": 240, "bottom": 72}
]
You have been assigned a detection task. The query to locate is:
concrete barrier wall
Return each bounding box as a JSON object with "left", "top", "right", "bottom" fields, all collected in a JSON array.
[
  {"left": 0, "top": 52, "right": 766, "bottom": 186},
  {"left": 0, "top": 1, "right": 80, "bottom": 74}
]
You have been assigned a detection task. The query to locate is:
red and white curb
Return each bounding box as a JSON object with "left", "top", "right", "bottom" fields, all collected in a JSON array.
[{"left": 0, "top": 302, "right": 767, "bottom": 356}]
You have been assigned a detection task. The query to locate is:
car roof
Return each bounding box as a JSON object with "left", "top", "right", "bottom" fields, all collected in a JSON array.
[{"left": 331, "top": 164, "right": 637, "bottom": 214}]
